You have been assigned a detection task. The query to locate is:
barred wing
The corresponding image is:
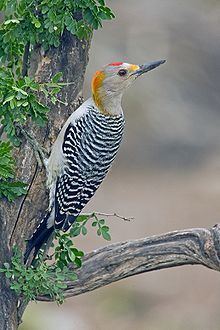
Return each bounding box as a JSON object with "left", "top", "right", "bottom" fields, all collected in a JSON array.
[{"left": 54, "top": 113, "right": 123, "bottom": 231}]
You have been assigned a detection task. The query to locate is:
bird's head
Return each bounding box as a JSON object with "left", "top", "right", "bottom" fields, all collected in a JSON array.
[{"left": 91, "top": 60, "right": 165, "bottom": 115}]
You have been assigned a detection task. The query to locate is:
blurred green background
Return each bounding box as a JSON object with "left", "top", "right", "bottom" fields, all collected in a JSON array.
[{"left": 21, "top": 1, "right": 220, "bottom": 329}]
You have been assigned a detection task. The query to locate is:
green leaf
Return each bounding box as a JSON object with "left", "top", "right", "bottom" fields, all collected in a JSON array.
[
  {"left": 68, "top": 250, "right": 76, "bottom": 262},
  {"left": 84, "top": 8, "right": 94, "bottom": 25},
  {"left": 98, "top": 7, "right": 115, "bottom": 20},
  {"left": 69, "top": 273, "right": 77, "bottom": 281},
  {"left": 4, "top": 19, "right": 20, "bottom": 25},
  {"left": 56, "top": 282, "right": 67, "bottom": 289},
  {"left": 97, "top": 0, "right": 105, "bottom": 5},
  {"left": 74, "top": 257, "right": 82, "bottom": 268},
  {"left": 66, "top": 240, "right": 73, "bottom": 247},
  {"left": 76, "top": 250, "right": 84, "bottom": 257},
  {"left": 10, "top": 282, "right": 22, "bottom": 293},
  {"left": 22, "top": 102, "right": 29, "bottom": 107},
  {"left": 101, "top": 225, "right": 109, "bottom": 231},
  {"left": 52, "top": 72, "right": 63, "bottom": 83},
  {"left": 60, "top": 251, "right": 67, "bottom": 261},
  {"left": 76, "top": 214, "right": 90, "bottom": 222},
  {"left": 0, "top": 141, "right": 14, "bottom": 179},
  {"left": 81, "top": 226, "right": 87, "bottom": 236},
  {"left": 101, "top": 230, "right": 111, "bottom": 241},
  {"left": 42, "top": 6, "right": 49, "bottom": 14},
  {"left": 3, "top": 95, "right": 14, "bottom": 105},
  {"left": 70, "top": 226, "right": 81, "bottom": 237},
  {"left": 0, "top": 269, "right": 7, "bottom": 273},
  {"left": 56, "top": 260, "right": 64, "bottom": 270},
  {"left": 5, "top": 271, "right": 12, "bottom": 278},
  {"left": 12, "top": 86, "right": 28, "bottom": 96},
  {"left": 0, "top": 181, "right": 27, "bottom": 202},
  {"left": 32, "top": 17, "right": 41, "bottom": 28}
]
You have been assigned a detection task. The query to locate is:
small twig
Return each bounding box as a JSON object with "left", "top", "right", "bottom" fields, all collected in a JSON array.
[
  {"left": 40, "top": 81, "right": 77, "bottom": 89},
  {"left": 85, "top": 211, "right": 133, "bottom": 222},
  {"left": 55, "top": 98, "right": 68, "bottom": 106},
  {"left": 55, "top": 81, "right": 76, "bottom": 86}
]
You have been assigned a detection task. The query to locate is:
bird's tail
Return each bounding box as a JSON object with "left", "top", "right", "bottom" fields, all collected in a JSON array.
[{"left": 24, "top": 211, "right": 54, "bottom": 264}]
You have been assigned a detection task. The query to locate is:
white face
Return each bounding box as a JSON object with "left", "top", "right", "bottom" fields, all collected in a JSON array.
[{"left": 101, "top": 62, "right": 140, "bottom": 95}]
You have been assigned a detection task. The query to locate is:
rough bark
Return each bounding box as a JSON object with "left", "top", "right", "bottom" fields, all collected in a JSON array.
[
  {"left": 37, "top": 224, "right": 220, "bottom": 302},
  {"left": 0, "top": 31, "right": 91, "bottom": 329},
  {"left": 0, "top": 242, "right": 18, "bottom": 329}
]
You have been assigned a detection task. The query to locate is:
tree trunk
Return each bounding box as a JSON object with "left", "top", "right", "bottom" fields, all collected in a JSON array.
[
  {"left": 0, "top": 241, "right": 18, "bottom": 329},
  {"left": 0, "top": 290, "right": 18, "bottom": 330},
  {"left": 0, "top": 31, "right": 91, "bottom": 328}
]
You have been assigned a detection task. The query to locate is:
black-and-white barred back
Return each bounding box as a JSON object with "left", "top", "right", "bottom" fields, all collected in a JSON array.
[{"left": 55, "top": 105, "right": 125, "bottom": 231}]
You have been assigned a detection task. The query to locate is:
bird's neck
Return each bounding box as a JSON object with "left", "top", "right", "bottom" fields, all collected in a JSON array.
[{"left": 92, "top": 89, "right": 123, "bottom": 116}]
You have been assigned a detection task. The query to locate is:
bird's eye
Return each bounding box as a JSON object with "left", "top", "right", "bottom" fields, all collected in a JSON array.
[{"left": 118, "top": 69, "right": 128, "bottom": 77}]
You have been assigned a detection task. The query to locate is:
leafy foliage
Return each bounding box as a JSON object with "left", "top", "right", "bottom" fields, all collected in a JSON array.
[
  {"left": 71, "top": 214, "right": 112, "bottom": 241},
  {"left": 0, "top": 68, "right": 65, "bottom": 145},
  {"left": 0, "top": 180, "right": 27, "bottom": 202},
  {"left": 0, "top": 247, "right": 77, "bottom": 304},
  {"left": 0, "top": 213, "right": 112, "bottom": 303},
  {"left": 0, "top": 141, "right": 14, "bottom": 179},
  {"left": 0, "top": 0, "right": 115, "bottom": 64},
  {"left": 53, "top": 214, "right": 111, "bottom": 269},
  {"left": 54, "top": 231, "right": 84, "bottom": 270},
  {"left": 0, "top": 141, "right": 27, "bottom": 201}
]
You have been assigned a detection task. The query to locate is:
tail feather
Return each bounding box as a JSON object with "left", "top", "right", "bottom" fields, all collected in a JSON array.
[{"left": 24, "top": 212, "right": 54, "bottom": 264}]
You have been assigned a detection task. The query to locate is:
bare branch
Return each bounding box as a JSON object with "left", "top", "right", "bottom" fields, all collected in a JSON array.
[
  {"left": 37, "top": 224, "right": 220, "bottom": 302},
  {"left": 85, "top": 211, "right": 133, "bottom": 222}
]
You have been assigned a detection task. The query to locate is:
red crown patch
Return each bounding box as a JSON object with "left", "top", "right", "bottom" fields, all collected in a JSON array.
[{"left": 108, "top": 62, "right": 123, "bottom": 67}]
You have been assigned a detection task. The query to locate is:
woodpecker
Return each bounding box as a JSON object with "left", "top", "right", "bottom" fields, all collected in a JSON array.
[{"left": 24, "top": 59, "right": 165, "bottom": 263}]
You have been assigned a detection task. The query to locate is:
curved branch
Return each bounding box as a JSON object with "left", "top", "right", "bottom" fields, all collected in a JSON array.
[{"left": 37, "top": 224, "right": 220, "bottom": 301}]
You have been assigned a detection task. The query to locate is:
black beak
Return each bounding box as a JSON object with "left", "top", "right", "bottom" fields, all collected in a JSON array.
[{"left": 133, "top": 60, "right": 166, "bottom": 76}]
